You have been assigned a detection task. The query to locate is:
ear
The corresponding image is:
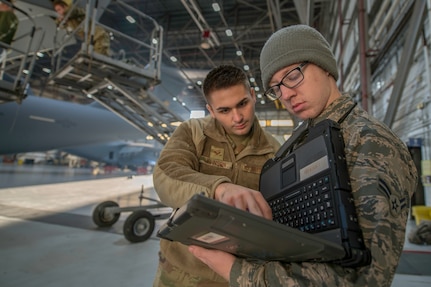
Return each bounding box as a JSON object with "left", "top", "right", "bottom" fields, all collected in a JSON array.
[
  {"left": 250, "top": 88, "right": 257, "bottom": 103},
  {"left": 206, "top": 103, "right": 216, "bottom": 118}
]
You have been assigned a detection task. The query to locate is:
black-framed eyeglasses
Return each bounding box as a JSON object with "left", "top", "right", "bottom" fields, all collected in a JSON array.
[{"left": 264, "top": 62, "right": 308, "bottom": 101}]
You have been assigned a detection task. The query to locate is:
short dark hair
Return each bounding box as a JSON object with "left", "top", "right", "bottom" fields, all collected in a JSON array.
[
  {"left": 202, "top": 65, "right": 251, "bottom": 102},
  {"left": 52, "top": 0, "right": 68, "bottom": 8}
]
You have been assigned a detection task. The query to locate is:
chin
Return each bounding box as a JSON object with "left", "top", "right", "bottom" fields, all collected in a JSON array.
[{"left": 234, "top": 127, "right": 251, "bottom": 136}]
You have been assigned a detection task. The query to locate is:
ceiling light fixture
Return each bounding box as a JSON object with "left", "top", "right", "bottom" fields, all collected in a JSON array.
[
  {"left": 126, "top": 15, "right": 136, "bottom": 24},
  {"left": 200, "top": 30, "right": 212, "bottom": 49},
  {"left": 212, "top": 2, "right": 220, "bottom": 12}
]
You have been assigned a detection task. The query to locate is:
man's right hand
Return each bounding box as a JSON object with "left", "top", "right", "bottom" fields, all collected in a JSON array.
[{"left": 214, "top": 182, "right": 272, "bottom": 220}]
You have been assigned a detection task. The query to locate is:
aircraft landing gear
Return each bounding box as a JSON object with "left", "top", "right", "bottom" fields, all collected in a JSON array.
[{"left": 92, "top": 185, "right": 171, "bottom": 243}]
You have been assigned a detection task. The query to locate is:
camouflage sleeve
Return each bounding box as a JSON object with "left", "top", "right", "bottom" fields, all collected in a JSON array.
[{"left": 229, "top": 119, "right": 418, "bottom": 287}]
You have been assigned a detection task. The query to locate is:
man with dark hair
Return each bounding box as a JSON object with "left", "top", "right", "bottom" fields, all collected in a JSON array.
[
  {"left": 189, "top": 25, "right": 418, "bottom": 287},
  {"left": 152, "top": 65, "right": 280, "bottom": 286}
]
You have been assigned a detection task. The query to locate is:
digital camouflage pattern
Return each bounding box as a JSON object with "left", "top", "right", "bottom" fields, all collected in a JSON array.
[
  {"left": 152, "top": 116, "right": 280, "bottom": 287},
  {"left": 230, "top": 94, "right": 418, "bottom": 287},
  {"left": 408, "top": 220, "right": 431, "bottom": 245},
  {"left": 56, "top": 5, "right": 110, "bottom": 55}
]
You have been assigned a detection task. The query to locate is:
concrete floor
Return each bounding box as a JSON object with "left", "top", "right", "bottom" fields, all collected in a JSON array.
[{"left": 0, "top": 163, "right": 430, "bottom": 287}]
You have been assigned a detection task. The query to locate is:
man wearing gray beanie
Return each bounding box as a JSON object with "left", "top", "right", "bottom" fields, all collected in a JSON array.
[
  {"left": 189, "top": 24, "right": 417, "bottom": 287},
  {"left": 260, "top": 24, "right": 338, "bottom": 91}
]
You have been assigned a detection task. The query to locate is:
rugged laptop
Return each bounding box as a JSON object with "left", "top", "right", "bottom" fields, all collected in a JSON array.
[{"left": 157, "top": 120, "right": 371, "bottom": 267}]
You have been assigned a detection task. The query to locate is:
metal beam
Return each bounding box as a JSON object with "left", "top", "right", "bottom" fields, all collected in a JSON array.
[{"left": 384, "top": 0, "right": 426, "bottom": 127}]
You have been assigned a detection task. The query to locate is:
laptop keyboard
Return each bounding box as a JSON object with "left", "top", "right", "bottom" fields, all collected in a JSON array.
[{"left": 269, "top": 175, "right": 338, "bottom": 233}]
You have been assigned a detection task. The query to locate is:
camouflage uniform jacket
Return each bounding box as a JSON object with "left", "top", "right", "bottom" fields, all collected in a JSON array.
[
  {"left": 230, "top": 94, "right": 418, "bottom": 287},
  {"left": 56, "top": 6, "right": 109, "bottom": 55},
  {"left": 153, "top": 115, "right": 280, "bottom": 285},
  {"left": 0, "top": 10, "right": 19, "bottom": 46}
]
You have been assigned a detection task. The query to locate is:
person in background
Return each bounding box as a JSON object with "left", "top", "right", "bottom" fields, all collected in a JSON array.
[
  {"left": 0, "top": 0, "right": 18, "bottom": 64},
  {"left": 0, "top": 0, "right": 18, "bottom": 80},
  {"left": 52, "top": 0, "right": 110, "bottom": 56},
  {"left": 0, "top": 0, "right": 18, "bottom": 47},
  {"left": 152, "top": 65, "right": 281, "bottom": 287},
  {"left": 188, "top": 24, "right": 418, "bottom": 287}
]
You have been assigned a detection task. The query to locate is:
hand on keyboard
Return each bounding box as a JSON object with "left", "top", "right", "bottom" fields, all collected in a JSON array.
[{"left": 215, "top": 182, "right": 272, "bottom": 220}]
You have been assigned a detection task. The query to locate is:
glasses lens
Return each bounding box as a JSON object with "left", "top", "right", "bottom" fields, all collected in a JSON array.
[
  {"left": 265, "top": 87, "right": 280, "bottom": 101},
  {"left": 282, "top": 69, "right": 303, "bottom": 88}
]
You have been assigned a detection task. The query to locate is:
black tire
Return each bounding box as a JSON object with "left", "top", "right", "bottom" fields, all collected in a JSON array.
[
  {"left": 92, "top": 201, "right": 120, "bottom": 227},
  {"left": 123, "top": 210, "right": 155, "bottom": 243}
]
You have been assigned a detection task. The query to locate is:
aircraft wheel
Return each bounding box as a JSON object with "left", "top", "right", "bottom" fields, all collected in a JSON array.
[
  {"left": 92, "top": 201, "right": 120, "bottom": 227},
  {"left": 123, "top": 210, "right": 155, "bottom": 243}
]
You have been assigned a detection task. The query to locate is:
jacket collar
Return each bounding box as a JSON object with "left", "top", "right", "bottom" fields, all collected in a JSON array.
[{"left": 311, "top": 93, "right": 357, "bottom": 126}]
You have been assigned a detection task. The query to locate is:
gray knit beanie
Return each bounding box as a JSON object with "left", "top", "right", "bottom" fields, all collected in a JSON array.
[{"left": 260, "top": 24, "right": 338, "bottom": 90}]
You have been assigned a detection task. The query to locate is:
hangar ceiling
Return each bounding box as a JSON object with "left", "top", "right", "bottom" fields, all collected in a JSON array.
[
  {"left": 17, "top": 0, "right": 332, "bottom": 109},
  {"left": 3, "top": 0, "right": 334, "bottom": 143}
]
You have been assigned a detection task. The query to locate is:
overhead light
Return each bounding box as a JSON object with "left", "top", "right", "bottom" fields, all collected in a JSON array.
[
  {"left": 190, "top": 110, "right": 205, "bottom": 118},
  {"left": 249, "top": 77, "right": 255, "bottom": 82},
  {"left": 225, "top": 29, "right": 232, "bottom": 36},
  {"left": 212, "top": 2, "right": 220, "bottom": 12},
  {"left": 170, "top": 56, "right": 177, "bottom": 62},
  {"left": 243, "top": 64, "right": 249, "bottom": 71},
  {"left": 236, "top": 50, "right": 242, "bottom": 56},
  {"left": 200, "top": 38, "right": 211, "bottom": 49},
  {"left": 201, "top": 30, "right": 211, "bottom": 49},
  {"left": 259, "top": 119, "right": 294, "bottom": 127},
  {"left": 126, "top": 15, "right": 136, "bottom": 23}
]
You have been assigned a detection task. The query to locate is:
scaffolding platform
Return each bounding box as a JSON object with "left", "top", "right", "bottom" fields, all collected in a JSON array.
[{"left": 46, "top": 0, "right": 183, "bottom": 144}]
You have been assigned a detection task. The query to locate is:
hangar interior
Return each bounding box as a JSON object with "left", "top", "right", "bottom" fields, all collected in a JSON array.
[
  {"left": 3, "top": 0, "right": 429, "bottom": 203},
  {"left": 0, "top": 0, "right": 431, "bottom": 286}
]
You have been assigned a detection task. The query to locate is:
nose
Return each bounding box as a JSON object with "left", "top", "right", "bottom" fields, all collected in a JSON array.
[
  {"left": 278, "top": 85, "right": 296, "bottom": 100},
  {"left": 231, "top": 109, "right": 243, "bottom": 122}
]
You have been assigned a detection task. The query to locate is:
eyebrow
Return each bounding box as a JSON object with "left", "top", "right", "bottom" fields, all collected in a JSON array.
[{"left": 214, "top": 97, "right": 249, "bottom": 112}]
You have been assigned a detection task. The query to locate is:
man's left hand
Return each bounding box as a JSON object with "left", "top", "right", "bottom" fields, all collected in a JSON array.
[{"left": 188, "top": 245, "right": 236, "bottom": 281}]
